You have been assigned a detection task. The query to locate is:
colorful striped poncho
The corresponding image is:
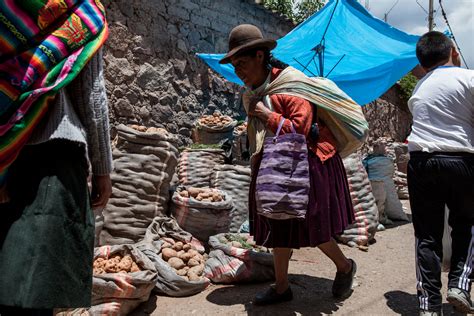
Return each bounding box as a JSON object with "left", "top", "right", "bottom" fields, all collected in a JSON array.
[{"left": 0, "top": 0, "right": 108, "bottom": 189}]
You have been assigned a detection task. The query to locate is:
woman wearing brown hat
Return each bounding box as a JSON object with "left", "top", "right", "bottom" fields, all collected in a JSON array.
[{"left": 220, "top": 24, "right": 357, "bottom": 305}]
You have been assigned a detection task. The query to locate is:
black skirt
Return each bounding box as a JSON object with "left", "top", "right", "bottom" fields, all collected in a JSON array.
[{"left": 0, "top": 140, "right": 94, "bottom": 308}]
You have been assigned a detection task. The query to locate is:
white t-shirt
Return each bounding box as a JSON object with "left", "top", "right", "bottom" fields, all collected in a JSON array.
[{"left": 407, "top": 66, "right": 474, "bottom": 153}]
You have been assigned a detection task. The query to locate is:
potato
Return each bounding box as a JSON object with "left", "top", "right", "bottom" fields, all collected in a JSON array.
[
  {"left": 162, "top": 248, "right": 177, "bottom": 261},
  {"left": 183, "top": 244, "right": 192, "bottom": 252},
  {"left": 187, "top": 249, "right": 199, "bottom": 257},
  {"left": 192, "top": 254, "right": 203, "bottom": 262},
  {"left": 93, "top": 267, "right": 104, "bottom": 275},
  {"left": 176, "top": 268, "right": 188, "bottom": 276},
  {"left": 162, "top": 241, "right": 172, "bottom": 249},
  {"left": 179, "top": 190, "right": 189, "bottom": 198},
  {"left": 187, "top": 187, "right": 202, "bottom": 197},
  {"left": 130, "top": 262, "right": 140, "bottom": 272},
  {"left": 179, "top": 252, "right": 193, "bottom": 263},
  {"left": 93, "top": 258, "right": 106, "bottom": 268},
  {"left": 188, "top": 272, "right": 201, "bottom": 282},
  {"left": 188, "top": 264, "right": 204, "bottom": 276},
  {"left": 173, "top": 241, "right": 184, "bottom": 251},
  {"left": 168, "top": 257, "right": 186, "bottom": 270},
  {"left": 120, "top": 255, "right": 133, "bottom": 268},
  {"left": 187, "top": 258, "right": 200, "bottom": 267}
]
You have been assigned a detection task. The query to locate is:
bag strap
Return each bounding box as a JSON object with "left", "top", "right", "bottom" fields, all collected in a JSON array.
[{"left": 275, "top": 117, "right": 296, "bottom": 137}]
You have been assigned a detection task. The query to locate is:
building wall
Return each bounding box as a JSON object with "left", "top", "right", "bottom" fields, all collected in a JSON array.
[{"left": 102, "top": 0, "right": 294, "bottom": 146}]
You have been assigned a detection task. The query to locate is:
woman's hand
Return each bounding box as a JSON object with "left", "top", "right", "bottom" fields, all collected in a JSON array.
[
  {"left": 91, "top": 174, "right": 112, "bottom": 210},
  {"left": 248, "top": 100, "right": 272, "bottom": 122}
]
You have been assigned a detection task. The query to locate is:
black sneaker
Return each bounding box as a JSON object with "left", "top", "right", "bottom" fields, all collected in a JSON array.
[
  {"left": 447, "top": 287, "right": 474, "bottom": 314},
  {"left": 254, "top": 286, "right": 293, "bottom": 305},
  {"left": 332, "top": 259, "right": 357, "bottom": 298}
]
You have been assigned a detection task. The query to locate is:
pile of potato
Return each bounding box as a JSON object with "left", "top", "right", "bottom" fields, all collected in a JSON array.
[
  {"left": 235, "top": 122, "right": 247, "bottom": 134},
  {"left": 161, "top": 238, "right": 207, "bottom": 281},
  {"left": 93, "top": 255, "right": 141, "bottom": 275},
  {"left": 198, "top": 112, "right": 233, "bottom": 128},
  {"left": 178, "top": 187, "right": 225, "bottom": 202},
  {"left": 129, "top": 124, "right": 169, "bottom": 135}
]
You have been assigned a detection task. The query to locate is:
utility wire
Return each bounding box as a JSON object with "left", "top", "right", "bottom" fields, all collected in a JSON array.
[
  {"left": 386, "top": 0, "right": 400, "bottom": 16},
  {"left": 438, "top": 0, "right": 470, "bottom": 68},
  {"left": 415, "top": 0, "right": 428, "bottom": 14}
]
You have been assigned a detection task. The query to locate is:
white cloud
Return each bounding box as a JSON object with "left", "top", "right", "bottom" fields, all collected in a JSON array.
[{"left": 365, "top": 0, "right": 474, "bottom": 68}]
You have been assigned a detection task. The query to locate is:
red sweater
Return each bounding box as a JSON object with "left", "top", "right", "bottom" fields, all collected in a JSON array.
[{"left": 265, "top": 68, "right": 337, "bottom": 162}]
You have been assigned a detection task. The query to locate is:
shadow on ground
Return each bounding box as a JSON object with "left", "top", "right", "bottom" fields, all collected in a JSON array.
[
  {"left": 385, "top": 290, "right": 457, "bottom": 316},
  {"left": 205, "top": 274, "right": 347, "bottom": 316}
]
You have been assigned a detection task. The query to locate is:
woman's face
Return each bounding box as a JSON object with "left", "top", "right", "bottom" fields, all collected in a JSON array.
[{"left": 230, "top": 50, "right": 266, "bottom": 88}]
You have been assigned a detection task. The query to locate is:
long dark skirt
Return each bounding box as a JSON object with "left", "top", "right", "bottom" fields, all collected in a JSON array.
[
  {"left": 0, "top": 140, "right": 94, "bottom": 308},
  {"left": 249, "top": 151, "right": 354, "bottom": 248}
]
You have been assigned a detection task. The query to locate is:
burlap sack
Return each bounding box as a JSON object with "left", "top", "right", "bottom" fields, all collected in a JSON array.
[
  {"left": 100, "top": 125, "right": 179, "bottom": 245},
  {"left": 89, "top": 244, "right": 158, "bottom": 316},
  {"left": 171, "top": 186, "right": 233, "bottom": 242},
  {"left": 193, "top": 118, "right": 237, "bottom": 145},
  {"left": 177, "top": 148, "right": 225, "bottom": 187},
  {"left": 337, "top": 153, "right": 378, "bottom": 247},
  {"left": 232, "top": 126, "right": 249, "bottom": 165},
  {"left": 204, "top": 233, "right": 274, "bottom": 283},
  {"left": 136, "top": 217, "right": 210, "bottom": 297},
  {"left": 211, "top": 164, "right": 251, "bottom": 233}
]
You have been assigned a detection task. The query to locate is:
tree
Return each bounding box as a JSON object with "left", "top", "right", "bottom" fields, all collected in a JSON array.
[{"left": 262, "top": 0, "right": 324, "bottom": 24}]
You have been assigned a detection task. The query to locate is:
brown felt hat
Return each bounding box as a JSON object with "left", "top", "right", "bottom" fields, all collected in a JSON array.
[{"left": 219, "top": 24, "right": 277, "bottom": 64}]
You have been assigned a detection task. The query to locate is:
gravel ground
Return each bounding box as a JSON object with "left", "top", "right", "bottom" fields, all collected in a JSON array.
[{"left": 131, "top": 201, "right": 461, "bottom": 316}]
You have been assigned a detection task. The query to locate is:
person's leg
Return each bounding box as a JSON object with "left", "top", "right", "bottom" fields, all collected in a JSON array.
[
  {"left": 254, "top": 248, "right": 293, "bottom": 305},
  {"left": 408, "top": 156, "right": 445, "bottom": 312},
  {"left": 318, "top": 238, "right": 356, "bottom": 298},
  {"left": 273, "top": 248, "right": 292, "bottom": 293},
  {"left": 443, "top": 156, "right": 474, "bottom": 313},
  {"left": 318, "top": 238, "right": 351, "bottom": 273}
]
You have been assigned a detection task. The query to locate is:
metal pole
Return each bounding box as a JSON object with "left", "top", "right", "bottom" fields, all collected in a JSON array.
[{"left": 428, "top": 0, "right": 434, "bottom": 30}]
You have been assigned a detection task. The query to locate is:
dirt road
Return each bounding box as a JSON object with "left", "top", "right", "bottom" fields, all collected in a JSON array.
[{"left": 132, "top": 201, "right": 458, "bottom": 315}]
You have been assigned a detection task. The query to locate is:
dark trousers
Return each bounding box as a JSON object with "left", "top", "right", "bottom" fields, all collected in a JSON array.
[{"left": 408, "top": 152, "right": 474, "bottom": 311}]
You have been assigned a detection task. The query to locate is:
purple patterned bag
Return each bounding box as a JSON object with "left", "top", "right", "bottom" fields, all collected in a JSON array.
[{"left": 256, "top": 118, "right": 310, "bottom": 220}]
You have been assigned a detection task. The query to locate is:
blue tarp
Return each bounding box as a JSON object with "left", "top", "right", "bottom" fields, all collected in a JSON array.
[{"left": 197, "top": 0, "right": 420, "bottom": 105}]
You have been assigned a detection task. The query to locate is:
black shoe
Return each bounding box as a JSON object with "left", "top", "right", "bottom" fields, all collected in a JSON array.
[
  {"left": 332, "top": 259, "right": 357, "bottom": 298},
  {"left": 254, "top": 286, "right": 293, "bottom": 305}
]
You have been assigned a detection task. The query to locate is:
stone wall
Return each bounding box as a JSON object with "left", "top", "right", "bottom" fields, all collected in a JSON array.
[
  {"left": 361, "top": 84, "right": 412, "bottom": 155},
  {"left": 102, "top": 0, "right": 294, "bottom": 146}
]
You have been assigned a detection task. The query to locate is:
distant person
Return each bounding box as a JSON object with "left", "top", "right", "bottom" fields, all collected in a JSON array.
[
  {"left": 407, "top": 31, "right": 474, "bottom": 316},
  {"left": 0, "top": 1, "right": 112, "bottom": 315},
  {"left": 220, "top": 24, "right": 358, "bottom": 305}
]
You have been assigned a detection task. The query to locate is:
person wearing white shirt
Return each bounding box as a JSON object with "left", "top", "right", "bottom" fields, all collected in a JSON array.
[{"left": 407, "top": 31, "right": 474, "bottom": 316}]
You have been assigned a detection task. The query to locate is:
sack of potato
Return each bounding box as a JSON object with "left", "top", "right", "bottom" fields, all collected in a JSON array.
[
  {"left": 100, "top": 124, "right": 179, "bottom": 245},
  {"left": 171, "top": 186, "right": 232, "bottom": 242},
  {"left": 211, "top": 164, "right": 251, "bottom": 232},
  {"left": 232, "top": 122, "right": 249, "bottom": 165},
  {"left": 136, "top": 217, "right": 210, "bottom": 297},
  {"left": 177, "top": 148, "right": 225, "bottom": 187},
  {"left": 204, "top": 233, "right": 274, "bottom": 284},
  {"left": 89, "top": 244, "right": 158, "bottom": 316},
  {"left": 193, "top": 112, "right": 237, "bottom": 145},
  {"left": 337, "top": 153, "right": 379, "bottom": 249}
]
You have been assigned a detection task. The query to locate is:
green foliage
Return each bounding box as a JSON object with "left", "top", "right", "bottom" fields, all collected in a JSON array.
[
  {"left": 399, "top": 73, "right": 419, "bottom": 102},
  {"left": 262, "top": 0, "right": 323, "bottom": 24},
  {"left": 294, "top": 0, "right": 324, "bottom": 23}
]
